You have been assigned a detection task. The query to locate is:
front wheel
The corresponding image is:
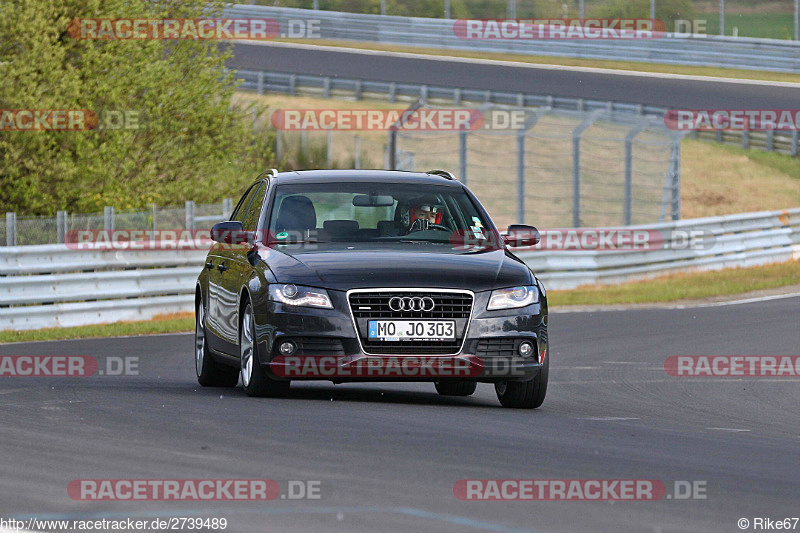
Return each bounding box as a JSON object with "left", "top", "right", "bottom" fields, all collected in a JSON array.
[
  {"left": 240, "top": 303, "right": 290, "bottom": 398},
  {"left": 195, "top": 300, "right": 239, "bottom": 387},
  {"left": 434, "top": 381, "right": 477, "bottom": 396},
  {"left": 495, "top": 349, "right": 548, "bottom": 409}
]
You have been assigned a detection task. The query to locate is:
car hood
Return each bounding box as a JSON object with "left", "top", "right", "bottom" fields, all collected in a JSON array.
[{"left": 258, "top": 244, "right": 532, "bottom": 292}]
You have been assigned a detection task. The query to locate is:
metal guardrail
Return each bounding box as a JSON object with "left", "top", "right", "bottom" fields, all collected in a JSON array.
[
  {"left": 237, "top": 70, "right": 800, "bottom": 157},
  {"left": 1, "top": 209, "right": 797, "bottom": 331},
  {"left": 238, "top": 69, "right": 669, "bottom": 115},
  {"left": 518, "top": 208, "right": 800, "bottom": 289},
  {"left": 226, "top": 5, "right": 800, "bottom": 73}
]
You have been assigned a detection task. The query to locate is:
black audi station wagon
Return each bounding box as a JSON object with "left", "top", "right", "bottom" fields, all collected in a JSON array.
[{"left": 195, "top": 169, "right": 548, "bottom": 408}]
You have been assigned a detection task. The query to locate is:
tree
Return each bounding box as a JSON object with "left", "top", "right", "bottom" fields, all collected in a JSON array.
[{"left": 0, "top": 0, "right": 274, "bottom": 214}]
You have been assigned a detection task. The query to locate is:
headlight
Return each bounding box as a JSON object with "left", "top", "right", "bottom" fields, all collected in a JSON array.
[
  {"left": 268, "top": 284, "right": 333, "bottom": 309},
  {"left": 487, "top": 286, "right": 539, "bottom": 310}
]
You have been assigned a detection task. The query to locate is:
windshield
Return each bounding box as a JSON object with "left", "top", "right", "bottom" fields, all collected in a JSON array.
[{"left": 266, "top": 182, "right": 493, "bottom": 244}]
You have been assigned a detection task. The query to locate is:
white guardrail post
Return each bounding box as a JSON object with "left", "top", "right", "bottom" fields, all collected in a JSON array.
[
  {"left": 104, "top": 206, "right": 114, "bottom": 231},
  {"left": 5, "top": 212, "right": 16, "bottom": 247},
  {"left": 56, "top": 211, "right": 67, "bottom": 244}
]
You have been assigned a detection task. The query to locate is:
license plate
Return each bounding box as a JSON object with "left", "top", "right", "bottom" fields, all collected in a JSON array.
[{"left": 368, "top": 320, "right": 455, "bottom": 341}]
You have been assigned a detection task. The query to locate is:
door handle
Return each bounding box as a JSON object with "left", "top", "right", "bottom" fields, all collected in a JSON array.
[
  {"left": 205, "top": 261, "right": 213, "bottom": 270},
  {"left": 217, "top": 262, "right": 228, "bottom": 273}
]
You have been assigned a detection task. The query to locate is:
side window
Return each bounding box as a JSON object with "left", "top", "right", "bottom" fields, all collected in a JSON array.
[
  {"left": 230, "top": 183, "right": 259, "bottom": 222},
  {"left": 242, "top": 184, "right": 266, "bottom": 231}
]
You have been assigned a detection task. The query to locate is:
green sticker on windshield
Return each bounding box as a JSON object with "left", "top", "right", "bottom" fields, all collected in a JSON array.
[{"left": 276, "top": 232, "right": 289, "bottom": 240}]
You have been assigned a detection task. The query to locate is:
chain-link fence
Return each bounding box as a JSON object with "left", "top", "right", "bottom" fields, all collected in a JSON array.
[
  {"left": 3, "top": 201, "right": 231, "bottom": 246},
  {"left": 392, "top": 106, "right": 682, "bottom": 229},
  {"left": 5, "top": 106, "right": 681, "bottom": 244}
]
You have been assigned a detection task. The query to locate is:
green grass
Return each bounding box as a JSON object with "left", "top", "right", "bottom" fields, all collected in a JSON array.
[
  {"left": 2, "top": 260, "right": 799, "bottom": 343},
  {"left": 0, "top": 314, "right": 195, "bottom": 344},
  {"left": 726, "top": 145, "right": 800, "bottom": 180},
  {"left": 548, "top": 259, "right": 800, "bottom": 306},
  {"left": 700, "top": 12, "right": 796, "bottom": 39}
]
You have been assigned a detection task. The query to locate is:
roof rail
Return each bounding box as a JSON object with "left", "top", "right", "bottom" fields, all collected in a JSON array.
[
  {"left": 426, "top": 169, "right": 456, "bottom": 180},
  {"left": 257, "top": 168, "right": 279, "bottom": 181}
]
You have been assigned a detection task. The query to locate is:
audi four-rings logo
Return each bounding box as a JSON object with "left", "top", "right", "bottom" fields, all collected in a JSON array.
[{"left": 388, "top": 296, "right": 436, "bottom": 312}]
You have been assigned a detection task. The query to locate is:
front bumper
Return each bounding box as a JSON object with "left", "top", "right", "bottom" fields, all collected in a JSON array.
[{"left": 252, "top": 289, "right": 547, "bottom": 383}]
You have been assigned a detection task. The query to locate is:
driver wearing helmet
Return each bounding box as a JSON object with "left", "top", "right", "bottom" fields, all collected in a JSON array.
[{"left": 404, "top": 196, "right": 444, "bottom": 234}]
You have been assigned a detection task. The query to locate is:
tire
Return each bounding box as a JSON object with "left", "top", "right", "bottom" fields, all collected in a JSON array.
[
  {"left": 240, "top": 302, "right": 290, "bottom": 398},
  {"left": 434, "top": 381, "right": 477, "bottom": 396},
  {"left": 195, "top": 299, "right": 239, "bottom": 387},
  {"left": 494, "top": 349, "right": 548, "bottom": 409}
]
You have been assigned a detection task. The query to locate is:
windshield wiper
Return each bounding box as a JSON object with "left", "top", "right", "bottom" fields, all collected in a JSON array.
[{"left": 394, "top": 239, "right": 448, "bottom": 244}]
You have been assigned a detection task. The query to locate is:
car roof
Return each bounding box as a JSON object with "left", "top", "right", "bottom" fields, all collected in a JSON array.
[{"left": 266, "top": 169, "right": 464, "bottom": 186}]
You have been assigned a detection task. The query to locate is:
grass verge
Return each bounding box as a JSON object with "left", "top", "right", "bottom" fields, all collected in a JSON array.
[
  {"left": 680, "top": 140, "right": 800, "bottom": 219},
  {"left": 273, "top": 38, "right": 800, "bottom": 84},
  {"left": 0, "top": 313, "right": 195, "bottom": 344},
  {"left": 1, "top": 261, "right": 798, "bottom": 343},
  {"left": 548, "top": 259, "right": 800, "bottom": 306}
]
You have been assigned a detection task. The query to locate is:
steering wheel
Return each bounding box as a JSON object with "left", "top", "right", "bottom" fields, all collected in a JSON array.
[
  {"left": 426, "top": 223, "right": 452, "bottom": 232},
  {"left": 408, "top": 219, "right": 451, "bottom": 233}
]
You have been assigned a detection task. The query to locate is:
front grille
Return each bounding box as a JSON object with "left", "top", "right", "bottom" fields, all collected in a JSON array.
[
  {"left": 349, "top": 291, "right": 472, "bottom": 355},
  {"left": 476, "top": 338, "right": 517, "bottom": 358},
  {"left": 349, "top": 292, "right": 472, "bottom": 319}
]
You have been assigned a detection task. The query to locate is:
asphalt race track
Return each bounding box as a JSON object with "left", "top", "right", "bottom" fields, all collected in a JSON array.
[
  {"left": 1, "top": 295, "right": 798, "bottom": 532},
  {"left": 230, "top": 42, "right": 800, "bottom": 110}
]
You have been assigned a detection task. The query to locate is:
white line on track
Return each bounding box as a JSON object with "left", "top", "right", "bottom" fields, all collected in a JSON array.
[
  {"left": 237, "top": 40, "right": 800, "bottom": 88},
  {"left": 575, "top": 416, "right": 641, "bottom": 421},
  {"left": 707, "top": 427, "right": 751, "bottom": 432},
  {"left": 0, "top": 388, "right": 27, "bottom": 395},
  {"left": 553, "top": 379, "right": 800, "bottom": 383},
  {"left": 551, "top": 292, "right": 800, "bottom": 313}
]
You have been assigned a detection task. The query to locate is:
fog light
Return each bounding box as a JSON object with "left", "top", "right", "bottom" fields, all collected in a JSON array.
[
  {"left": 519, "top": 341, "right": 534, "bottom": 357},
  {"left": 279, "top": 341, "right": 296, "bottom": 355}
]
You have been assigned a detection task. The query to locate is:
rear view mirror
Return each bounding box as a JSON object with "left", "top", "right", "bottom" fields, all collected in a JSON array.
[
  {"left": 503, "top": 224, "right": 540, "bottom": 247},
  {"left": 353, "top": 194, "right": 394, "bottom": 207},
  {"left": 211, "top": 221, "right": 251, "bottom": 245}
]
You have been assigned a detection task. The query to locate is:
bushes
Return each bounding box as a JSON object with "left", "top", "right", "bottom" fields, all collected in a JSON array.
[{"left": 0, "top": 0, "right": 276, "bottom": 215}]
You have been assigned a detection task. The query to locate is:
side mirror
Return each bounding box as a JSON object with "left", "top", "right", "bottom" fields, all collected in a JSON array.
[
  {"left": 503, "top": 224, "right": 540, "bottom": 247},
  {"left": 211, "top": 221, "right": 251, "bottom": 245}
]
